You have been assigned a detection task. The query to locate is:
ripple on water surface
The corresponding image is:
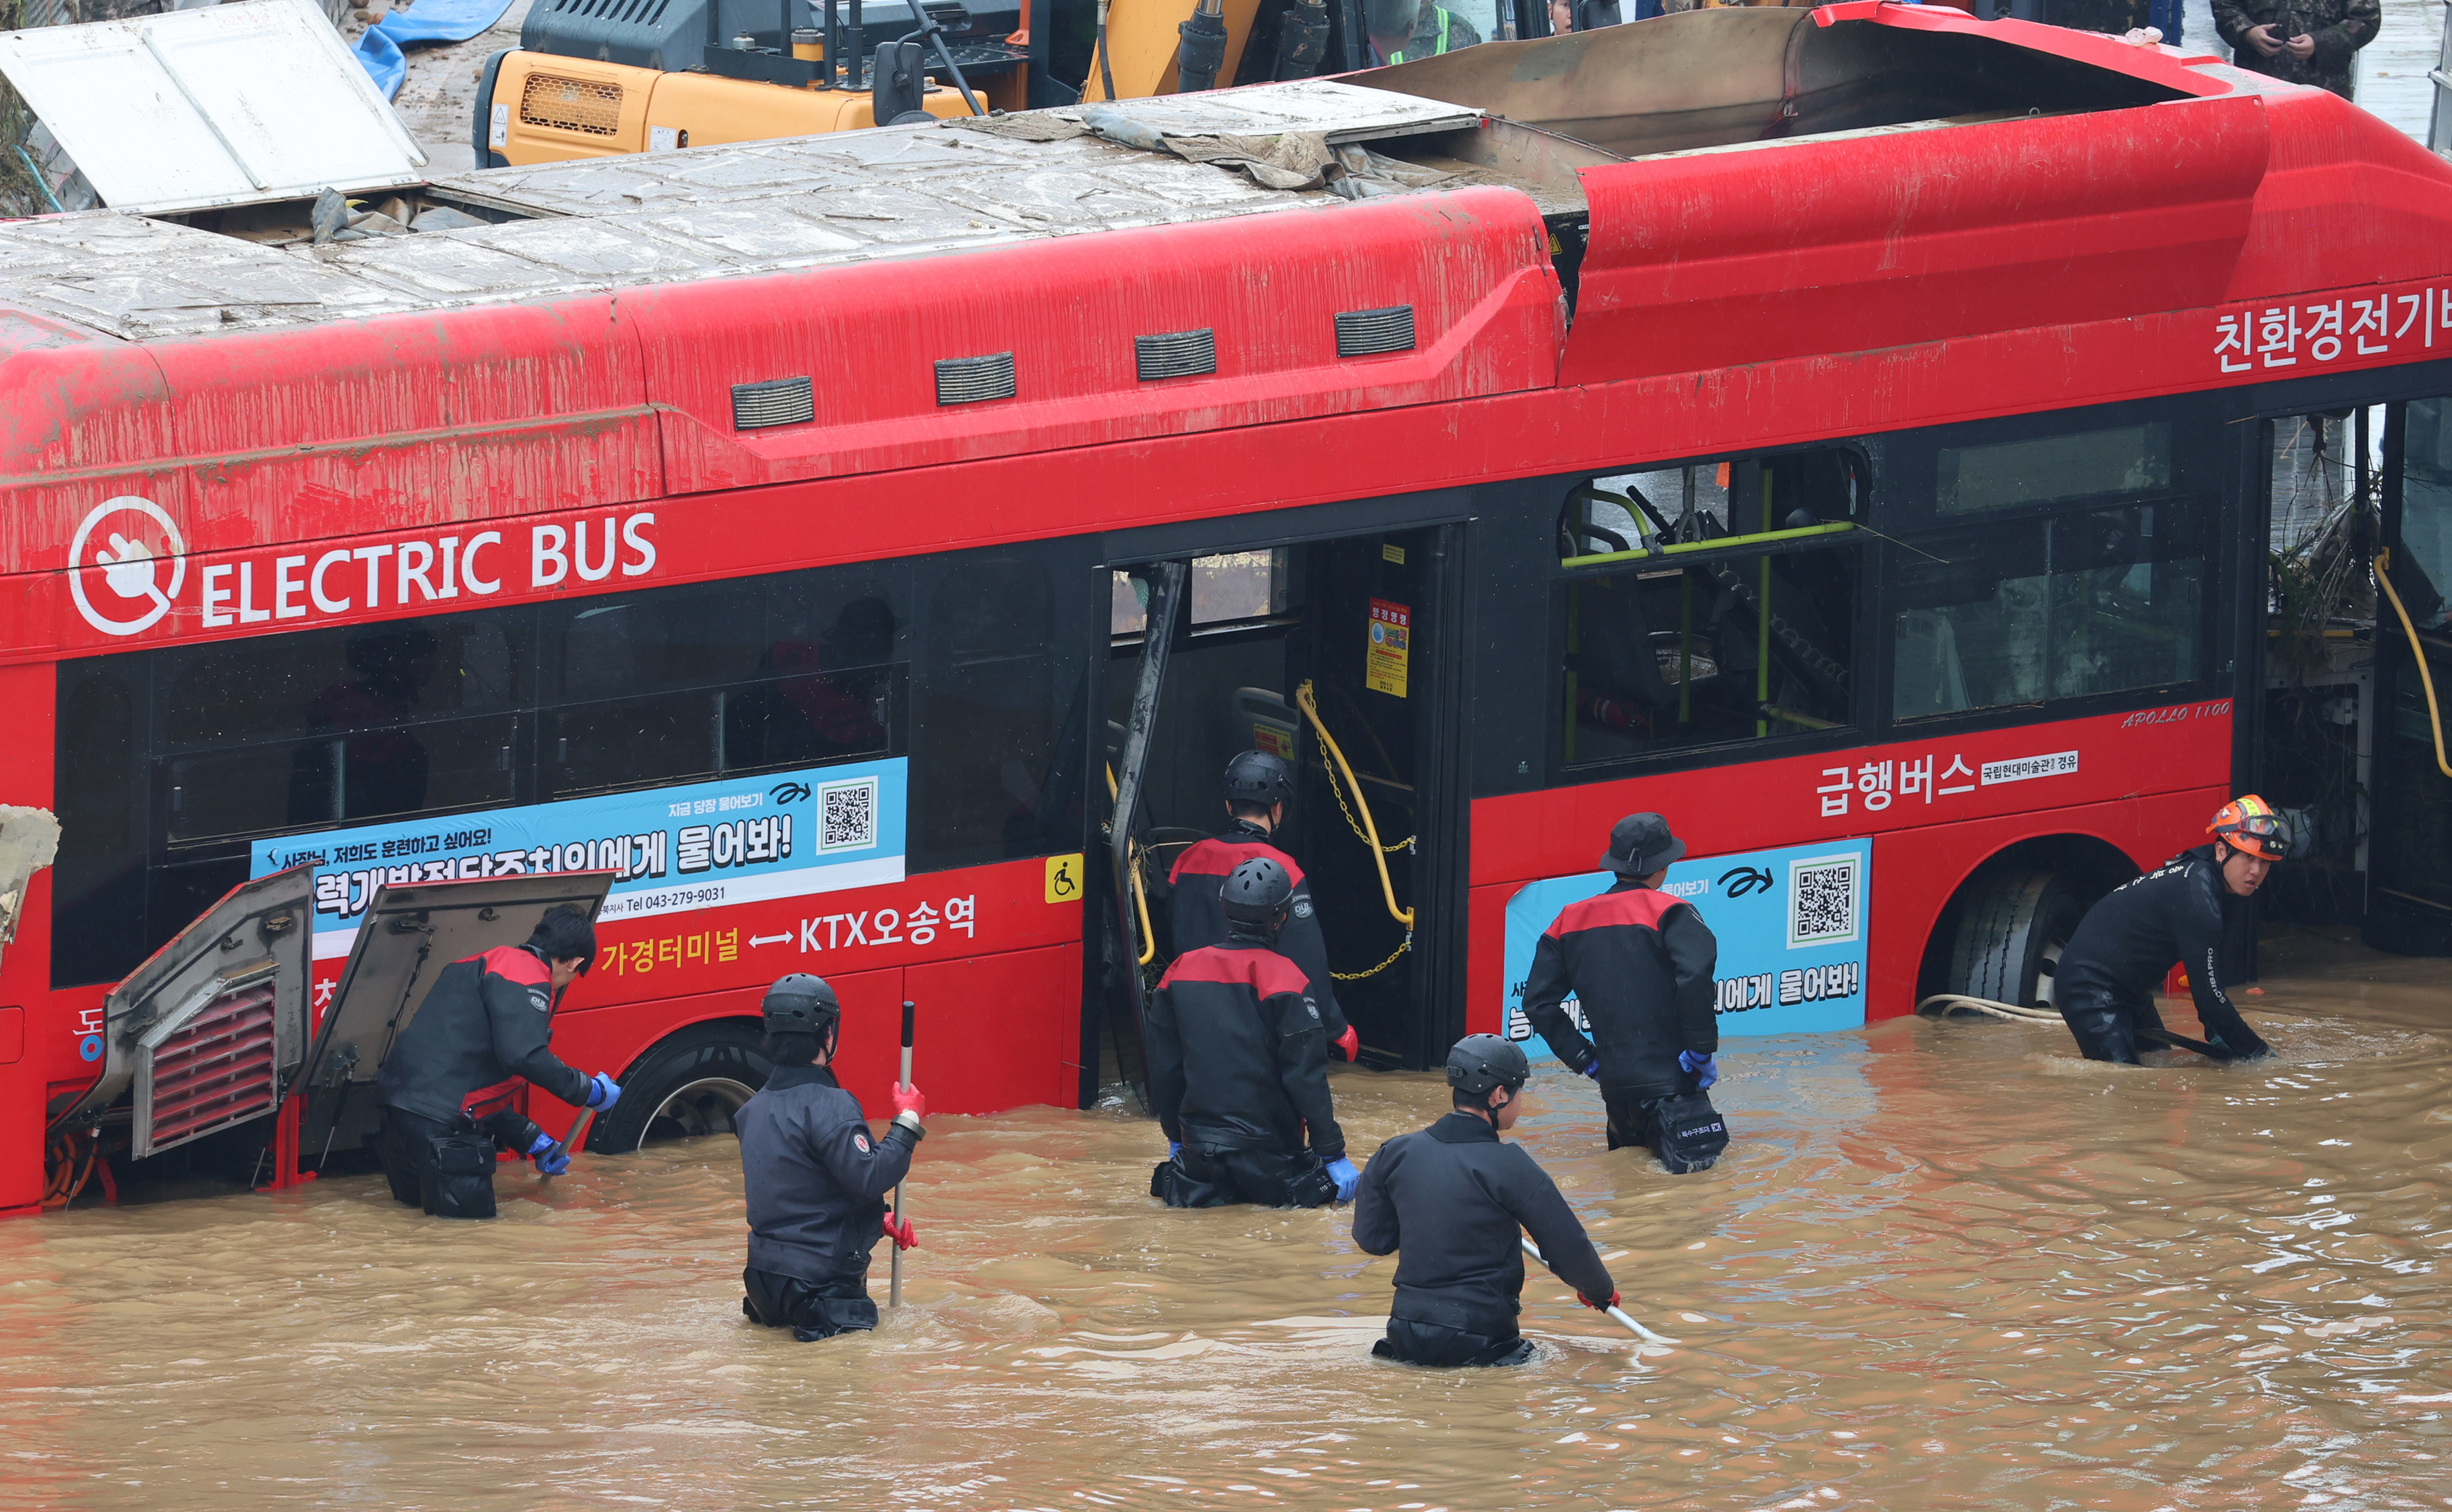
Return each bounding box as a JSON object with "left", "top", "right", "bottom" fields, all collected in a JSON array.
[{"left": 4, "top": 935, "right": 2449, "bottom": 1510}]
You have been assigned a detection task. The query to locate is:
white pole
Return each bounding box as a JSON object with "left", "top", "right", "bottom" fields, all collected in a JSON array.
[{"left": 1520, "top": 1237, "right": 1680, "bottom": 1344}]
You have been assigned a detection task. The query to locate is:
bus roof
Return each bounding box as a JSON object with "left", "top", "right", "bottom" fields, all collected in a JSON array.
[
  {"left": 3, "top": 2, "right": 2450, "bottom": 648},
  {"left": 0, "top": 4, "right": 2352, "bottom": 343},
  {"left": 0, "top": 79, "right": 1486, "bottom": 343}
]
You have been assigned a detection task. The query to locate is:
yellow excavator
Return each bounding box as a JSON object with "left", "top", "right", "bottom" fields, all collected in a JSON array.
[{"left": 473, "top": 0, "right": 1544, "bottom": 165}]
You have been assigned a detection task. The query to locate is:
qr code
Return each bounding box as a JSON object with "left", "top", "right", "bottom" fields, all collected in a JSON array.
[
  {"left": 816, "top": 777, "right": 879, "bottom": 852},
  {"left": 1788, "top": 853, "right": 1861, "bottom": 947}
]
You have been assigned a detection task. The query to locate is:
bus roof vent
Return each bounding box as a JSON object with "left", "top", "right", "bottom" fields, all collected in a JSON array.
[
  {"left": 732, "top": 376, "right": 816, "bottom": 430},
  {"left": 936, "top": 351, "right": 1018, "bottom": 406},
  {"left": 1135, "top": 327, "right": 1217, "bottom": 381},
  {"left": 1335, "top": 304, "right": 1415, "bottom": 358}
]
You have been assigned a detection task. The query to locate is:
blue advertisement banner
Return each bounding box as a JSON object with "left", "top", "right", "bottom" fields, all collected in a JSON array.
[
  {"left": 1502, "top": 838, "right": 1872, "bottom": 1059},
  {"left": 252, "top": 760, "right": 908, "bottom": 957}
]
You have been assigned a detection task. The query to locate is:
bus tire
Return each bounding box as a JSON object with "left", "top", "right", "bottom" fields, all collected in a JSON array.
[
  {"left": 586, "top": 1019, "right": 770, "bottom": 1154},
  {"left": 1947, "top": 870, "right": 2083, "bottom": 1012}
]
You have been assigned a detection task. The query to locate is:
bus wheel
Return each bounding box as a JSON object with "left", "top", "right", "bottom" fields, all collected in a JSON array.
[
  {"left": 588, "top": 1020, "right": 769, "bottom": 1153},
  {"left": 1947, "top": 870, "right": 2083, "bottom": 1012}
]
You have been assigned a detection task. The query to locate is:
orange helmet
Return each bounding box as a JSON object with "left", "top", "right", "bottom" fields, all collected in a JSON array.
[{"left": 2208, "top": 794, "right": 2285, "bottom": 861}]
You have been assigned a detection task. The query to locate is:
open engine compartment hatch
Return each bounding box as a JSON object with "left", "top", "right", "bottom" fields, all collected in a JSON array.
[
  {"left": 80, "top": 865, "right": 313, "bottom": 1160},
  {"left": 296, "top": 871, "right": 614, "bottom": 1099}
]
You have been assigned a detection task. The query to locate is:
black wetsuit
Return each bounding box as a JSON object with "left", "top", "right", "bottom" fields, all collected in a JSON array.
[
  {"left": 1522, "top": 880, "right": 1720, "bottom": 1154},
  {"left": 374, "top": 944, "right": 590, "bottom": 1219},
  {"left": 2055, "top": 845, "right": 2269, "bottom": 1064},
  {"left": 1351, "top": 1110, "right": 1615, "bottom": 1366},
  {"left": 1169, "top": 821, "right": 1357, "bottom": 1059},
  {"left": 736, "top": 1064, "right": 921, "bottom": 1340},
  {"left": 1145, "top": 938, "right": 1344, "bottom": 1208}
]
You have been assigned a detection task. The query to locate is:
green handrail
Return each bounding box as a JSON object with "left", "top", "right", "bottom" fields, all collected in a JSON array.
[{"left": 1561, "top": 520, "right": 1858, "bottom": 570}]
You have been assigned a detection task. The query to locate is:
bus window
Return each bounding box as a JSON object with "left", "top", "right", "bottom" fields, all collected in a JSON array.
[
  {"left": 51, "top": 665, "right": 147, "bottom": 989},
  {"left": 2394, "top": 397, "right": 2452, "bottom": 629},
  {"left": 1936, "top": 421, "right": 2173, "bottom": 516},
  {"left": 1896, "top": 455, "right": 2212, "bottom": 721},
  {"left": 1557, "top": 448, "right": 1864, "bottom": 764},
  {"left": 149, "top": 617, "right": 527, "bottom": 840},
  {"left": 545, "top": 576, "right": 910, "bottom": 797},
  {"left": 914, "top": 553, "right": 1090, "bottom": 871},
  {"left": 1111, "top": 552, "right": 1290, "bottom": 637}
]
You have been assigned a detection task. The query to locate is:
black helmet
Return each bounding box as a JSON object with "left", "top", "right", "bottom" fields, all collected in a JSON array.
[
  {"left": 1447, "top": 1034, "right": 1531, "bottom": 1098},
  {"left": 1223, "top": 749, "right": 1294, "bottom": 810},
  {"left": 1221, "top": 855, "right": 1294, "bottom": 938},
  {"left": 761, "top": 973, "right": 840, "bottom": 1034}
]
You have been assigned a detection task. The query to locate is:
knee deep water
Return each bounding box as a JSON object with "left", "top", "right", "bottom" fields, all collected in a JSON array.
[{"left": 4, "top": 933, "right": 2448, "bottom": 1511}]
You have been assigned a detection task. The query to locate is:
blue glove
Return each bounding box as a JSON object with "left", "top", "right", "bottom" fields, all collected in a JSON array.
[
  {"left": 1678, "top": 1050, "right": 1718, "bottom": 1090},
  {"left": 526, "top": 1131, "right": 570, "bottom": 1175},
  {"left": 584, "top": 1072, "right": 622, "bottom": 1110},
  {"left": 1168, "top": 1141, "right": 1184, "bottom": 1162},
  {"left": 1326, "top": 1156, "right": 1360, "bottom": 1203},
  {"left": 1583, "top": 1057, "right": 1602, "bottom": 1082}
]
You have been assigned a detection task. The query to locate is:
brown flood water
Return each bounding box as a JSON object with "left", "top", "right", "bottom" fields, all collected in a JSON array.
[{"left": 5, "top": 933, "right": 2450, "bottom": 1511}]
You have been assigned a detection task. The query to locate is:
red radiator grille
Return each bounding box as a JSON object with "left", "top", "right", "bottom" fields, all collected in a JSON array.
[{"left": 143, "top": 983, "right": 279, "bottom": 1155}]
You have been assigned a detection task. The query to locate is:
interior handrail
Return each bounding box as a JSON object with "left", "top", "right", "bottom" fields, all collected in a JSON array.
[
  {"left": 1294, "top": 679, "right": 1415, "bottom": 931},
  {"left": 2377, "top": 549, "right": 2452, "bottom": 780}
]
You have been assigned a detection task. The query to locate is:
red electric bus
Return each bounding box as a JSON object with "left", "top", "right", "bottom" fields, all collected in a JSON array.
[{"left": 7, "top": 4, "right": 2452, "bottom": 1213}]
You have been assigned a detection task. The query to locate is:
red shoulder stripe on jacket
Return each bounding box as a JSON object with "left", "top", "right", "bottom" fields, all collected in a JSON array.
[
  {"left": 1547, "top": 886, "right": 1685, "bottom": 939},
  {"left": 473, "top": 944, "right": 551, "bottom": 984},
  {"left": 1168, "top": 836, "right": 1307, "bottom": 887},
  {"left": 1157, "top": 944, "right": 1313, "bottom": 1000}
]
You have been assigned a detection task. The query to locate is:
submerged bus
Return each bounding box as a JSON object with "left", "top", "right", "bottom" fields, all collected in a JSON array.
[{"left": 7, "top": 4, "right": 2451, "bottom": 1212}]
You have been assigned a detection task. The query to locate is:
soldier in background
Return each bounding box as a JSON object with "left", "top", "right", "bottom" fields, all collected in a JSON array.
[{"left": 2213, "top": 0, "right": 2379, "bottom": 99}]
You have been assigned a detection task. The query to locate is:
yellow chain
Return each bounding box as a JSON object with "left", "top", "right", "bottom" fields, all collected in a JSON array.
[
  {"left": 1331, "top": 933, "right": 1412, "bottom": 981},
  {"left": 1319, "top": 748, "right": 1415, "bottom": 857}
]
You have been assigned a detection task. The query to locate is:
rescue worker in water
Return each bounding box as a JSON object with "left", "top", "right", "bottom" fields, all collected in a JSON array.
[
  {"left": 1352, "top": 1035, "right": 1618, "bottom": 1366},
  {"left": 374, "top": 904, "right": 623, "bottom": 1220},
  {"left": 1146, "top": 855, "right": 1357, "bottom": 1209},
  {"left": 737, "top": 973, "right": 925, "bottom": 1341},
  {"left": 1523, "top": 812, "right": 1728, "bottom": 1173},
  {"left": 1168, "top": 749, "right": 1361, "bottom": 1062},
  {"left": 2053, "top": 796, "right": 2282, "bottom": 1064}
]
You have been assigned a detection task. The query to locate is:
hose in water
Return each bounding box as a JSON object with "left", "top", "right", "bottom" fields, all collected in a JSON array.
[
  {"left": 1918, "top": 993, "right": 2233, "bottom": 1060},
  {"left": 1916, "top": 992, "right": 2062, "bottom": 1022}
]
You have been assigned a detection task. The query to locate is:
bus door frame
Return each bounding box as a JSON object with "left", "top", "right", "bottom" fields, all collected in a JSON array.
[{"left": 1092, "top": 491, "right": 1476, "bottom": 1080}]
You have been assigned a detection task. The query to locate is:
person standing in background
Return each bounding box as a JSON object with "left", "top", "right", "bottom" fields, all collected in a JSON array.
[{"left": 2212, "top": 0, "right": 2378, "bottom": 98}]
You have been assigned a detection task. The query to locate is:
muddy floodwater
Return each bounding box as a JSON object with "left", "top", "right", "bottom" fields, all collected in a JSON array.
[{"left": 6, "top": 936, "right": 2450, "bottom": 1510}]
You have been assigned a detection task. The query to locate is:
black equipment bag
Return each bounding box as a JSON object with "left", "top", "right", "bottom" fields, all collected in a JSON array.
[{"left": 1652, "top": 1092, "right": 1728, "bottom": 1175}]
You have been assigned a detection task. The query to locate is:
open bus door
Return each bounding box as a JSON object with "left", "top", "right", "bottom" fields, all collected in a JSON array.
[
  {"left": 292, "top": 871, "right": 616, "bottom": 1167},
  {"left": 64, "top": 866, "right": 316, "bottom": 1163},
  {"left": 1101, "top": 521, "right": 1468, "bottom": 1083},
  {"left": 2367, "top": 395, "right": 2452, "bottom": 954}
]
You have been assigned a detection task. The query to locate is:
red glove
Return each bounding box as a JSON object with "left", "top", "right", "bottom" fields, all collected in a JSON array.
[
  {"left": 1580, "top": 1290, "right": 1622, "bottom": 1312},
  {"left": 1333, "top": 1025, "right": 1360, "bottom": 1063},
  {"left": 890, "top": 1082, "right": 926, "bottom": 1122},
  {"left": 881, "top": 1211, "right": 918, "bottom": 1251}
]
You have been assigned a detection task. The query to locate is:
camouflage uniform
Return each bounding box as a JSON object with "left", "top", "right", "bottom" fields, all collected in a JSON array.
[{"left": 2211, "top": 0, "right": 2380, "bottom": 100}]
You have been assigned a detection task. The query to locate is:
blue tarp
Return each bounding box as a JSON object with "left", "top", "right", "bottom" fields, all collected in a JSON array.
[
  {"left": 353, "top": 22, "right": 405, "bottom": 98},
  {"left": 353, "top": 0, "right": 518, "bottom": 98},
  {"left": 376, "top": 0, "right": 518, "bottom": 46}
]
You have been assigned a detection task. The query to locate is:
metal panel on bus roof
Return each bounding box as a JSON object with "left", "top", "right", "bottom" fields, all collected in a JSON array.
[
  {"left": 0, "top": 0, "right": 426, "bottom": 215},
  {"left": 295, "top": 872, "right": 613, "bottom": 1095}
]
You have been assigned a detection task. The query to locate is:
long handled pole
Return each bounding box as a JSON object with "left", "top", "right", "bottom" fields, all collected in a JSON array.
[
  {"left": 539, "top": 1104, "right": 593, "bottom": 1180},
  {"left": 1521, "top": 1237, "right": 1680, "bottom": 1345},
  {"left": 891, "top": 999, "right": 915, "bottom": 1308}
]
